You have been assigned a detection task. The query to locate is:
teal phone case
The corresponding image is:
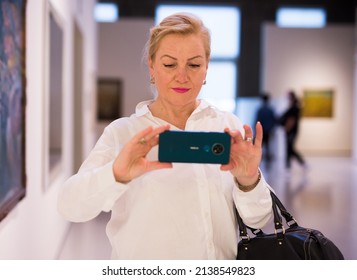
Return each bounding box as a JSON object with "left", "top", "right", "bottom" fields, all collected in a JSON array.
[{"left": 158, "top": 130, "right": 231, "bottom": 164}]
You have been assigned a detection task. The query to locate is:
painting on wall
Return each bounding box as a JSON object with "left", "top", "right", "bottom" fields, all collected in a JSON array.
[
  {"left": 97, "top": 78, "right": 122, "bottom": 121},
  {"left": 0, "top": 0, "right": 27, "bottom": 222},
  {"left": 301, "top": 88, "right": 334, "bottom": 118}
]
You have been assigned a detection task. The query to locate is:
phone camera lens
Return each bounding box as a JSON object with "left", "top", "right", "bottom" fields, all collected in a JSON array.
[{"left": 212, "top": 143, "right": 224, "bottom": 155}]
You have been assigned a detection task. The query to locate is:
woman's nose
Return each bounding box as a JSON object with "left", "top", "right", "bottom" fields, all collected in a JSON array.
[{"left": 175, "top": 67, "right": 188, "bottom": 83}]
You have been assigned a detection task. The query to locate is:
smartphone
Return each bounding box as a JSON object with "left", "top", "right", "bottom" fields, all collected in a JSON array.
[{"left": 158, "top": 130, "right": 231, "bottom": 164}]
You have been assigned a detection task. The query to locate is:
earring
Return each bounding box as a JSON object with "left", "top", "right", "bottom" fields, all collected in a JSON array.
[
  {"left": 150, "top": 76, "right": 155, "bottom": 84},
  {"left": 203, "top": 79, "right": 206, "bottom": 85}
]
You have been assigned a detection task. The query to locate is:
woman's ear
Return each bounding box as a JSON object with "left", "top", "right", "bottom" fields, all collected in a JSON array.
[{"left": 148, "top": 59, "right": 154, "bottom": 76}]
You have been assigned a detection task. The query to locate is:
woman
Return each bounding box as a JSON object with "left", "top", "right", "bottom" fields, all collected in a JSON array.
[
  {"left": 58, "top": 13, "right": 273, "bottom": 260},
  {"left": 279, "top": 90, "right": 306, "bottom": 169}
]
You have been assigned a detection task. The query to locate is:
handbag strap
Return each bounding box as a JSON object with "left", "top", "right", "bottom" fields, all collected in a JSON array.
[
  {"left": 235, "top": 205, "right": 251, "bottom": 245},
  {"left": 270, "top": 191, "right": 298, "bottom": 227},
  {"left": 235, "top": 189, "right": 299, "bottom": 242}
]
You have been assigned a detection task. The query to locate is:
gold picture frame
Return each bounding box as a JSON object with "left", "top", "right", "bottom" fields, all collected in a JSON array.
[{"left": 302, "top": 88, "right": 334, "bottom": 118}]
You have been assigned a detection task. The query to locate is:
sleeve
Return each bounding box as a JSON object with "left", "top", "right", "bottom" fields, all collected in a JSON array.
[
  {"left": 232, "top": 171, "right": 273, "bottom": 229},
  {"left": 225, "top": 111, "right": 273, "bottom": 228},
  {"left": 57, "top": 125, "right": 129, "bottom": 222}
]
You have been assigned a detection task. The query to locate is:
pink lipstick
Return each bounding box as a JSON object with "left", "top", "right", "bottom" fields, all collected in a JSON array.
[{"left": 172, "top": 87, "right": 190, "bottom": 93}]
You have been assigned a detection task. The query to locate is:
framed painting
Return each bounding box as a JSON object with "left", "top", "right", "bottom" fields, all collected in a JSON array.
[
  {"left": 97, "top": 78, "right": 122, "bottom": 121},
  {"left": 302, "top": 88, "right": 334, "bottom": 118},
  {"left": 0, "top": 0, "right": 27, "bottom": 222}
]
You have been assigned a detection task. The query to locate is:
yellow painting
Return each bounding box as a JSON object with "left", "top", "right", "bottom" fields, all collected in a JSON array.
[{"left": 302, "top": 89, "right": 333, "bottom": 118}]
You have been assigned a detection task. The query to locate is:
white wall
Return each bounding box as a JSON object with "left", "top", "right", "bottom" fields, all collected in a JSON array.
[
  {"left": 262, "top": 24, "right": 355, "bottom": 156},
  {"left": 0, "top": 0, "right": 97, "bottom": 259},
  {"left": 353, "top": 9, "right": 357, "bottom": 162},
  {"left": 96, "top": 19, "right": 154, "bottom": 135}
]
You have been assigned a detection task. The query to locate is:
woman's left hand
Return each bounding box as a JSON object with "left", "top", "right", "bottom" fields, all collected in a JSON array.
[{"left": 220, "top": 122, "right": 263, "bottom": 186}]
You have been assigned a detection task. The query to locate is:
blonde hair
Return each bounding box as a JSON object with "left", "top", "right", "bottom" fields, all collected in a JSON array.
[{"left": 144, "top": 12, "right": 211, "bottom": 62}]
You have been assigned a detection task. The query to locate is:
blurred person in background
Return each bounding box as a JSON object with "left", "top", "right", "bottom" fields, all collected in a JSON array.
[
  {"left": 255, "top": 93, "right": 277, "bottom": 163},
  {"left": 279, "top": 90, "right": 306, "bottom": 170}
]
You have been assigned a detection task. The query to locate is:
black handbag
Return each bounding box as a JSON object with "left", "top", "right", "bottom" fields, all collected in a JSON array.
[{"left": 236, "top": 190, "right": 344, "bottom": 260}]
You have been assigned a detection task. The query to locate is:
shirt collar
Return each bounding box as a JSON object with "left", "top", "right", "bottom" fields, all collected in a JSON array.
[
  {"left": 135, "top": 100, "right": 154, "bottom": 117},
  {"left": 135, "top": 99, "right": 214, "bottom": 118}
]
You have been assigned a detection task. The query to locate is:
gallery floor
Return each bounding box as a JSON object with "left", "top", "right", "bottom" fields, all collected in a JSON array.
[{"left": 57, "top": 156, "right": 357, "bottom": 260}]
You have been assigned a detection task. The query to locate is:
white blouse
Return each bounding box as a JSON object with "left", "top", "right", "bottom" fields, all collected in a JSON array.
[{"left": 58, "top": 100, "right": 273, "bottom": 260}]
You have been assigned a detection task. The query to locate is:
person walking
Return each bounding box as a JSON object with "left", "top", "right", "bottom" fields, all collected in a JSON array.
[
  {"left": 255, "top": 93, "right": 277, "bottom": 162},
  {"left": 279, "top": 90, "right": 306, "bottom": 170}
]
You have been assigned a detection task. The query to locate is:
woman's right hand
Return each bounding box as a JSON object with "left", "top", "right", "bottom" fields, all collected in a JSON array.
[{"left": 112, "top": 125, "right": 173, "bottom": 183}]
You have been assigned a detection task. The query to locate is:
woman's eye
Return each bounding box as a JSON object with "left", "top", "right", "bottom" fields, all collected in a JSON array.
[
  {"left": 189, "top": 64, "right": 201, "bottom": 68},
  {"left": 163, "top": 64, "right": 175, "bottom": 68}
]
